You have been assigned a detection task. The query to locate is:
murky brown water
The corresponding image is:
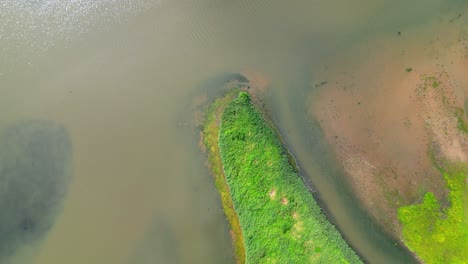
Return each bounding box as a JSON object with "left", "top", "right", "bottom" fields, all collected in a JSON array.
[{"left": 1, "top": 1, "right": 467, "bottom": 263}]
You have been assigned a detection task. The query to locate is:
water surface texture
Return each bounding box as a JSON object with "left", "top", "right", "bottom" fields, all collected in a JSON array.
[{"left": 1, "top": 0, "right": 467, "bottom": 263}]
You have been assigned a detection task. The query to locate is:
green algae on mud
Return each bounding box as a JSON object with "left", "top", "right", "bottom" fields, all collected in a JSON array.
[
  {"left": 396, "top": 70, "right": 468, "bottom": 264},
  {"left": 203, "top": 88, "right": 246, "bottom": 264},
  {"left": 398, "top": 163, "right": 468, "bottom": 264},
  {"left": 204, "top": 90, "right": 362, "bottom": 263}
]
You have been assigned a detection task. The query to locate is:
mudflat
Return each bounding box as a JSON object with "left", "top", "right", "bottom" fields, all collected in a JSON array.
[{"left": 310, "top": 13, "right": 468, "bottom": 263}]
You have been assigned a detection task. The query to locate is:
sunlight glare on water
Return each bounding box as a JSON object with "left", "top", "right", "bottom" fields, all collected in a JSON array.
[{"left": 0, "top": 0, "right": 156, "bottom": 65}]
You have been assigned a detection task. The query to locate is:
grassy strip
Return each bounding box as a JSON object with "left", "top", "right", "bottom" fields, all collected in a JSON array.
[
  {"left": 217, "top": 92, "right": 362, "bottom": 263},
  {"left": 397, "top": 164, "right": 468, "bottom": 264},
  {"left": 203, "top": 89, "right": 246, "bottom": 263}
]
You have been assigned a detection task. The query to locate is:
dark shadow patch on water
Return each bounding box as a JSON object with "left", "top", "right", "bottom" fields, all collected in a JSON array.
[
  {"left": 192, "top": 72, "right": 249, "bottom": 101},
  {"left": 0, "top": 120, "right": 72, "bottom": 263},
  {"left": 183, "top": 71, "right": 250, "bottom": 132}
]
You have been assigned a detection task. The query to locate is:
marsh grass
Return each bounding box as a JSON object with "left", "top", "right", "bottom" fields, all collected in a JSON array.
[{"left": 216, "top": 92, "right": 361, "bottom": 263}]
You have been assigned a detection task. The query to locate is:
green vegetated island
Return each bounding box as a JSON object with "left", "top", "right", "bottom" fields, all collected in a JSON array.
[{"left": 203, "top": 89, "right": 361, "bottom": 263}]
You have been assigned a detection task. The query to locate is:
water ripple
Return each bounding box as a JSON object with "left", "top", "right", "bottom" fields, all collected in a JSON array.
[{"left": 0, "top": 0, "right": 159, "bottom": 67}]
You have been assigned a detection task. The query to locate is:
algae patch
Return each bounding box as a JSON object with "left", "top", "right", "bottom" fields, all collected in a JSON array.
[{"left": 397, "top": 164, "right": 468, "bottom": 264}]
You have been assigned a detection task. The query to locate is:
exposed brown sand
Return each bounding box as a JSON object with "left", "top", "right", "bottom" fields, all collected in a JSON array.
[
  {"left": 309, "top": 13, "right": 468, "bottom": 237},
  {"left": 240, "top": 69, "right": 271, "bottom": 107}
]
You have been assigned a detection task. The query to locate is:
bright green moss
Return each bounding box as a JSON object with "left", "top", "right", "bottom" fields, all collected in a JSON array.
[
  {"left": 217, "top": 92, "right": 361, "bottom": 263},
  {"left": 398, "top": 165, "right": 468, "bottom": 264}
]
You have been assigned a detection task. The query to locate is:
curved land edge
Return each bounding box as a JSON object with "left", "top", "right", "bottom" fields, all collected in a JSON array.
[
  {"left": 202, "top": 88, "right": 246, "bottom": 264},
  {"left": 203, "top": 89, "right": 362, "bottom": 263}
]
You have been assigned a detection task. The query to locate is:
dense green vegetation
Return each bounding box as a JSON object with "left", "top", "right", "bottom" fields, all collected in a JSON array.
[
  {"left": 398, "top": 164, "right": 468, "bottom": 264},
  {"left": 217, "top": 92, "right": 361, "bottom": 263}
]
